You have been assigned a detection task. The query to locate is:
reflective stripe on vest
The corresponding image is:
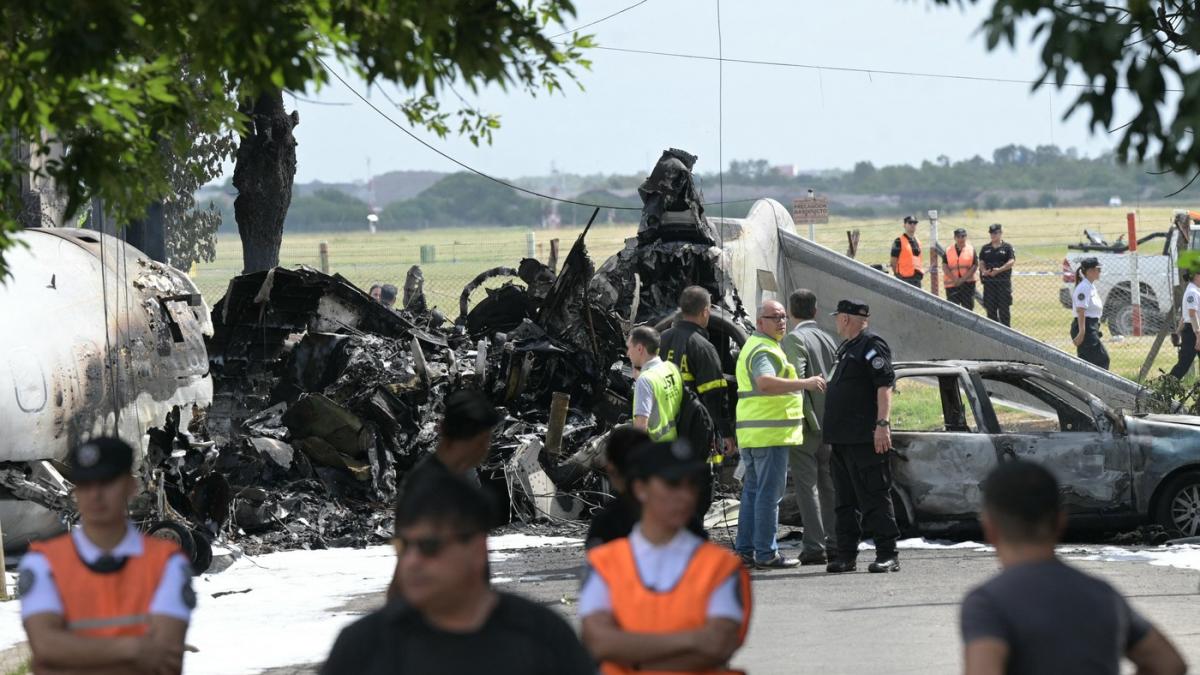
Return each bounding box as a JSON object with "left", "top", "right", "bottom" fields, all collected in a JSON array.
[
  {"left": 588, "top": 538, "right": 751, "bottom": 675},
  {"left": 29, "top": 532, "right": 181, "bottom": 638},
  {"left": 946, "top": 243, "right": 975, "bottom": 286},
  {"left": 734, "top": 335, "right": 804, "bottom": 449},
  {"left": 634, "top": 360, "right": 684, "bottom": 442},
  {"left": 897, "top": 233, "right": 918, "bottom": 277}
]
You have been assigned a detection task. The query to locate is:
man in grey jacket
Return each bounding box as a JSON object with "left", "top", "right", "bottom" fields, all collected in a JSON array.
[{"left": 781, "top": 289, "right": 839, "bottom": 564}]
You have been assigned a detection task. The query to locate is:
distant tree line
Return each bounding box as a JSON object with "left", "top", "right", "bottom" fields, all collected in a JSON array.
[{"left": 213, "top": 144, "right": 1199, "bottom": 233}]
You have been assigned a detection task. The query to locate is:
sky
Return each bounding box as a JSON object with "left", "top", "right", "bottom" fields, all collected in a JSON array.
[{"left": 277, "top": 0, "right": 1140, "bottom": 184}]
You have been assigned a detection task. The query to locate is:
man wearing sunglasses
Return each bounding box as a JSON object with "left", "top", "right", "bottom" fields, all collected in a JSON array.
[
  {"left": 323, "top": 475, "right": 594, "bottom": 674},
  {"left": 581, "top": 441, "right": 752, "bottom": 674},
  {"left": 733, "top": 299, "right": 826, "bottom": 569}
]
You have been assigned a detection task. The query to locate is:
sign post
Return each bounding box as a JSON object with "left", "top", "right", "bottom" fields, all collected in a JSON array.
[
  {"left": 1128, "top": 212, "right": 1142, "bottom": 336},
  {"left": 928, "top": 210, "right": 940, "bottom": 298},
  {"left": 792, "top": 190, "right": 829, "bottom": 240}
]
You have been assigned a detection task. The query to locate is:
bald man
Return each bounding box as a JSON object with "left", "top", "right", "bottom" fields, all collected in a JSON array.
[{"left": 733, "top": 300, "right": 826, "bottom": 568}]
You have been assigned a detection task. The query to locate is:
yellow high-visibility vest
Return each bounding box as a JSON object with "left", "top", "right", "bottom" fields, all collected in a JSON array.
[
  {"left": 634, "top": 360, "right": 683, "bottom": 442},
  {"left": 735, "top": 334, "right": 805, "bottom": 449}
]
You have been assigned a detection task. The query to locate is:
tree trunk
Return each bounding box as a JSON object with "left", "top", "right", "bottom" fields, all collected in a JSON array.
[{"left": 233, "top": 90, "right": 298, "bottom": 273}]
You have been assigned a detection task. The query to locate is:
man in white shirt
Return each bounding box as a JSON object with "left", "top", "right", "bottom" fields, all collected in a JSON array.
[{"left": 1169, "top": 271, "right": 1200, "bottom": 379}]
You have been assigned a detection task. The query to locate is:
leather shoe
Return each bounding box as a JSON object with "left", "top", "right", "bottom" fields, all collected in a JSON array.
[
  {"left": 868, "top": 557, "right": 901, "bottom": 573},
  {"left": 798, "top": 551, "right": 827, "bottom": 566},
  {"left": 825, "top": 560, "right": 857, "bottom": 574},
  {"left": 737, "top": 552, "right": 754, "bottom": 567},
  {"left": 755, "top": 553, "right": 800, "bottom": 569}
]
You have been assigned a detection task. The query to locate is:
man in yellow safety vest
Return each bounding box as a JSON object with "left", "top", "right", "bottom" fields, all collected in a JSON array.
[
  {"left": 733, "top": 300, "right": 826, "bottom": 569},
  {"left": 627, "top": 325, "right": 684, "bottom": 443}
]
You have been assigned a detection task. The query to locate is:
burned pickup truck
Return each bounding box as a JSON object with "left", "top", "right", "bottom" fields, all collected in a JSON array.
[{"left": 888, "top": 360, "right": 1200, "bottom": 537}]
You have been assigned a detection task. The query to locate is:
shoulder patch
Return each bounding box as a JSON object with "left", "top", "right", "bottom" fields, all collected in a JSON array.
[
  {"left": 1077, "top": 293, "right": 1085, "bottom": 301},
  {"left": 1189, "top": 296, "right": 1195, "bottom": 304},
  {"left": 865, "top": 348, "right": 877, "bottom": 361},
  {"left": 871, "top": 357, "right": 886, "bottom": 370},
  {"left": 17, "top": 568, "right": 34, "bottom": 596}
]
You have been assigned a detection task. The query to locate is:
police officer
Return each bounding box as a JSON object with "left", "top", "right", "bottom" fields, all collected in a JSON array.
[
  {"left": 823, "top": 300, "right": 902, "bottom": 574},
  {"left": 979, "top": 223, "right": 1016, "bottom": 327},
  {"left": 943, "top": 228, "right": 978, "bottom": 310},
  {"left": 580, "top": 441, "right": 752, "bottom": 674},
  {"left": 19, "top": 437, "right": 193, "bottom": 673},
  {"left": 1169, "top": 270, "right": 1200, "bottom": 379},
  {"left": 890, "top": 215, "right": 923, "bottom": 288},
  {"left": 1071, "top": 257, "right": 1110, "bottom": 369},
  {"left": 660, "top": 286, "right": 736, "bottom": 457},
  {"left": 627, "top": 325, "right": 684, "bottom": 442}
]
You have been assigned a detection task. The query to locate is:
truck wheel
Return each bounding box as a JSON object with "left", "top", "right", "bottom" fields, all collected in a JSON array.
[
  {"left": 1154, "top": 470, "right": 1200, "bottom": 537},
  {"left": 1106, "top": 294, "right": 1161, "bottom": 337}
]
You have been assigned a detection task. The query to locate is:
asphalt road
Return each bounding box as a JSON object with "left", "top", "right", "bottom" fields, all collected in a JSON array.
[{"left": 258, "top": 535, "right": 1200, "bottom": 675}]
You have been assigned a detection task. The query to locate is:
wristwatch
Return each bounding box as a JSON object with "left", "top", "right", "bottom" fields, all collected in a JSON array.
[{"left": 875, "top": 419, "right": 890, "bottom": 428}]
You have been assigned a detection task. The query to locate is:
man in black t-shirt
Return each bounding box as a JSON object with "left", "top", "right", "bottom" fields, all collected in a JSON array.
[
  {"left": 322, "top": 475, "right": 594, "bottom": 675},
  {"left": 978, "top": 223, "right": 1016, "bottom": 327},
  {"left": 961, "top": 461, "right": 1185, "bottom": 675}
]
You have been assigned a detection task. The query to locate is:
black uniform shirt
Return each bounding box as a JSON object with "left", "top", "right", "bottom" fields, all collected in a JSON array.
[
  {"left": 889, "top": 233, "right": 922, "bottom": 259},
  {"left": 660, "top": 320, "right": 733, "bottom": 439},
  {"left": 321, "top": 593, "right": 595, "bottom": 675},
  {"left": 823, "top": 331, "right": 895, "bottom": 445},
  {"left": 978, "top": 242, "right": 1016, "bottom": 281}
]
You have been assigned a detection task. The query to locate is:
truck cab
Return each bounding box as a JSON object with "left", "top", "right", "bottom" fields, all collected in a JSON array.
[{"left": 1059, "top": 214, "right": 1200, "bottom": 336}]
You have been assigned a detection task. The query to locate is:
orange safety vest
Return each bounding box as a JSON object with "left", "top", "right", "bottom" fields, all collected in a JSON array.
[
  {"left": 29, "top": 532, "right": 180, "bottom": 638},
  {"left": 945, "top": 243, "right": 976, "bottom": 287},
  {"left": 897, "top": 233, "right": 919, "bottom": 278},
  {"left": 588, "top": 537, "right": 752, "bottom": 675}
]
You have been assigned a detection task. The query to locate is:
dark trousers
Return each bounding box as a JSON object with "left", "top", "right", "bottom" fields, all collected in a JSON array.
[
  {"left": 830, "top": 442, "right": 900, "bottom": 561},
  {"left": 898, "top": 274, "right": 922, "bottom": 289},
  {"left": 1071, "top": 317, "right": 1110, "bottom": 370},
  {"left": 982, "top": 279, "right": 1012, "bottom": 327},
  {"left": 947, "top": 283, "right": 976, "bottom": 310},
  {"left": 1170, "top": 325, "right": 1198, "bottom": 380}
]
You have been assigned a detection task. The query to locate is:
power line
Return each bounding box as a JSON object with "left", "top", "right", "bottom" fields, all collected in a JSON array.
[
  {"left": 287, "top": 92, "right": 353, "bottom": 106},
  {"left": 587, "top": 45, "right": 1185, "bottom": 93},
  {"left": 319, "top": 58, "right": 759, "bottom": 211},
  {"left": 547, "top": 0, "right": 651, "bottom": 40}
]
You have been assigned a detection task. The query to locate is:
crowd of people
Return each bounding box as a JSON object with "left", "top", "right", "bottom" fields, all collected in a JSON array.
[{"left": 14, "top": 282, "right": 1191, "bottom": 674}]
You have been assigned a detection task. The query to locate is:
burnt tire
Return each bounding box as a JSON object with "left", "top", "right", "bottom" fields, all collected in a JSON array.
[
  {"left": 146, "top": 520, "right": 196, "bottom": 564},
  {"left": 189, "top": 529, "right": 214, "bottom": 575},
  {"left": 1154, "top": 470, "right": 1200, "bottom": 538}
]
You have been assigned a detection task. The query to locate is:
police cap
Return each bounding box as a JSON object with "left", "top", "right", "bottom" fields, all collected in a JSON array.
[
  {"left": 988, "top": 223, "right": 1003, "bottom": 234},
  {"left": 1080, "top": 257, "right": 1102, "bottom": 271},
  {"left": 69, "top": 437, "right": 134, "bottom": 483},
  {"left": 831, "top": 299, "right": 870, "bottom": 318},
  {"left": 903, "top": 215, "right": 918, "bottom": 225},
  {"left": 627, "top": 440, "right": 706, "bottom": 482},
  {"left": 953, "top": 227, "right": 967, "bottom": 237}
]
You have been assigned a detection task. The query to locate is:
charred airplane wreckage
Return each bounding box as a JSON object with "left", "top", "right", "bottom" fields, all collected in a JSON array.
[{"left": 0, "top": 149, "right": 752, "bottom": 568}]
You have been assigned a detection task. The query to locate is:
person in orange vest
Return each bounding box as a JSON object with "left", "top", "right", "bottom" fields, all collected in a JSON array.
[
  {"left": 943, "top": 227, "right": 979, "bottom": 309},
  {"left": 18, "top": 437, "right": 193, "bottom": 674},
  {"left": 580, "top": 440, "right": 752, "bottom": 674},
  {"left": 890, "top": 215, "right": 923, "bottom": 288}
]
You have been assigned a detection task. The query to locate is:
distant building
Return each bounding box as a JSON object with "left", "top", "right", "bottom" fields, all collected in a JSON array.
[
  {"left": 1109, "top": 196, "right": 1123, "bottom": 207},
  {"left": 771, "top": 164, "right": 797, "bottom": 178}
]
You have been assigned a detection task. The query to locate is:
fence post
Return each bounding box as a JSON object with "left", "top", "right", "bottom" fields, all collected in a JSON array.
[
  {"left": 549, "top": 239, "right": 561, "bottom": 273},
  {"left": 928, "top": 210, "right": 940, "bottom": 298},
  {"left": 526, "top": 231, "right": 536, "bottom": 259},
  {"left": 318, "top": 241, "right": 330, "bottom": 274},
  {"left": 1128, "top": 212, "right": 1142, "bottom": 336}
]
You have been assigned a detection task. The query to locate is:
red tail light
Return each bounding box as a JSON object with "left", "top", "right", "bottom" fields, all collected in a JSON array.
[{"left": 1061, "top": 258, "right": 1074, "bottom": 283}]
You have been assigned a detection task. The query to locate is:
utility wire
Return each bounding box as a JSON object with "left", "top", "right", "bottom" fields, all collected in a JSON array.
[
  {"left": 319, "top": 58, "right": 758, "bottom": 211},
  {"left": 546, "top": 0, "right": 651, "bottom": 39},
  {"left": 716, "top": 0, "right": 725, "bottom": 282},
  {"left": 587, "top": 45, "right": 1185, "bottom": 93},
  {"left": 287, "top": 92, "right": 353, "bottom": 106}
]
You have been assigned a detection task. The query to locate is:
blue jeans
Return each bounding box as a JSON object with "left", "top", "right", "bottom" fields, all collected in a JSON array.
[{"left": 735, "top": 446, "right": 791, "bottom": 562}]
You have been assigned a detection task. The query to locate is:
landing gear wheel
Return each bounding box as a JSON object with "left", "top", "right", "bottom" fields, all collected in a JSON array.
[
  {"left": 189, "top": 529, "right": 214, "bottom": 574},
  {"left": 1154, "top": 471, "right": 1200, "bottom": 538},
  {"left": 147, "top": 520, "right": 196, "bottom": 565}
]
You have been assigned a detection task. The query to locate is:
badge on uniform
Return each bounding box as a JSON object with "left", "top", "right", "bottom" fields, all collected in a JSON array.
[
  {"left": 1077, "top": 293, "right": 1085, "bottom": 301},
  {"left": 1190, "top": 296, "right": 1195, "bottom": 304},
  {"left": 871, "top": 357, "right": 886, "bottom": 370}
]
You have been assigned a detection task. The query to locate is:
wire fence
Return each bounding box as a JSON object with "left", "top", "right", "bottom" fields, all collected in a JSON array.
[{"left": 190, "top": 207, "right": 1192, "bottom": 383}]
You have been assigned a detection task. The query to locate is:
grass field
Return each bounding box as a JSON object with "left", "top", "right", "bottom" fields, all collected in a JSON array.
[{"left": 192, "top": 205, "right": 1193, "bottom": 382}]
